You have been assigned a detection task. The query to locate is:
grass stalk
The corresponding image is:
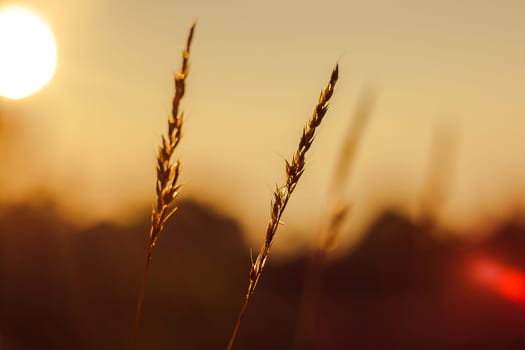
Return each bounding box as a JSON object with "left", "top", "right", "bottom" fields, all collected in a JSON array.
[
  {"left": 131, "top": 21, "right": 196, "bottom": 348},
  {"left": 318, "top": 89, "right": 375, "bottom": 252},
  {"left": 293, "top": 89, "right": 375, "bottom": 348},
  {"left": 226, "top": 64, "right": 339, "bottom": 350}
]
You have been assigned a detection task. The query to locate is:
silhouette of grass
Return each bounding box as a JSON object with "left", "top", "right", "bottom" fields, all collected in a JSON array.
[
  {"left": 131, "top": 21, "right": 196, "bottom": 348},
  {"left": 226, "top": 64, "right": 339, "bottom": 350},
  {"left": 294, "top": 89, "right": 376, "bottom": 348}
]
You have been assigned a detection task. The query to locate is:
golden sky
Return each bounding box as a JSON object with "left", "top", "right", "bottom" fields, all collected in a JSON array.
[{"left": 1, "top": 0, "right": 525, "bottom": 252}]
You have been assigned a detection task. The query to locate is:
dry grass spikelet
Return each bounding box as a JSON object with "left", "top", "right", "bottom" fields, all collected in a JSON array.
[
  {"left": 251, "top": 65, "right": 339, "bottom": 292},
  {"left": 226, "top": 64, "right": 339, "bottom": 350},
  {"left": 131, "top": 21, "right": 196, "bottom": 348},
  {"left": 150, "top": 22, "right": 195, "bottom": 249}
]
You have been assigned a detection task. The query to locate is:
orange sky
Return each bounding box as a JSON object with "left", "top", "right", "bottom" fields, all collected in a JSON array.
[{"left": 1, "top": 0, "right": 525, "bottom": 252}]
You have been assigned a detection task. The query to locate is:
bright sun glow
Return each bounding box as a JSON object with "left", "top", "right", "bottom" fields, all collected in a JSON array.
[{"left": 0, "top": 6, "right": 56, "bottom": 99}]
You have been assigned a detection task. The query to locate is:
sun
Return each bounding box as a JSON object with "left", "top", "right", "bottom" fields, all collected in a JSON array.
[{"left": 0, "top": 6, "right": 57, "bottom": 99}]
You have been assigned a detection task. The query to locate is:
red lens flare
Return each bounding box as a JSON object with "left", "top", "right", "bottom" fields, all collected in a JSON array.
[{"left": 469, "top": 256, "right": 525, "bottom": 305}]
